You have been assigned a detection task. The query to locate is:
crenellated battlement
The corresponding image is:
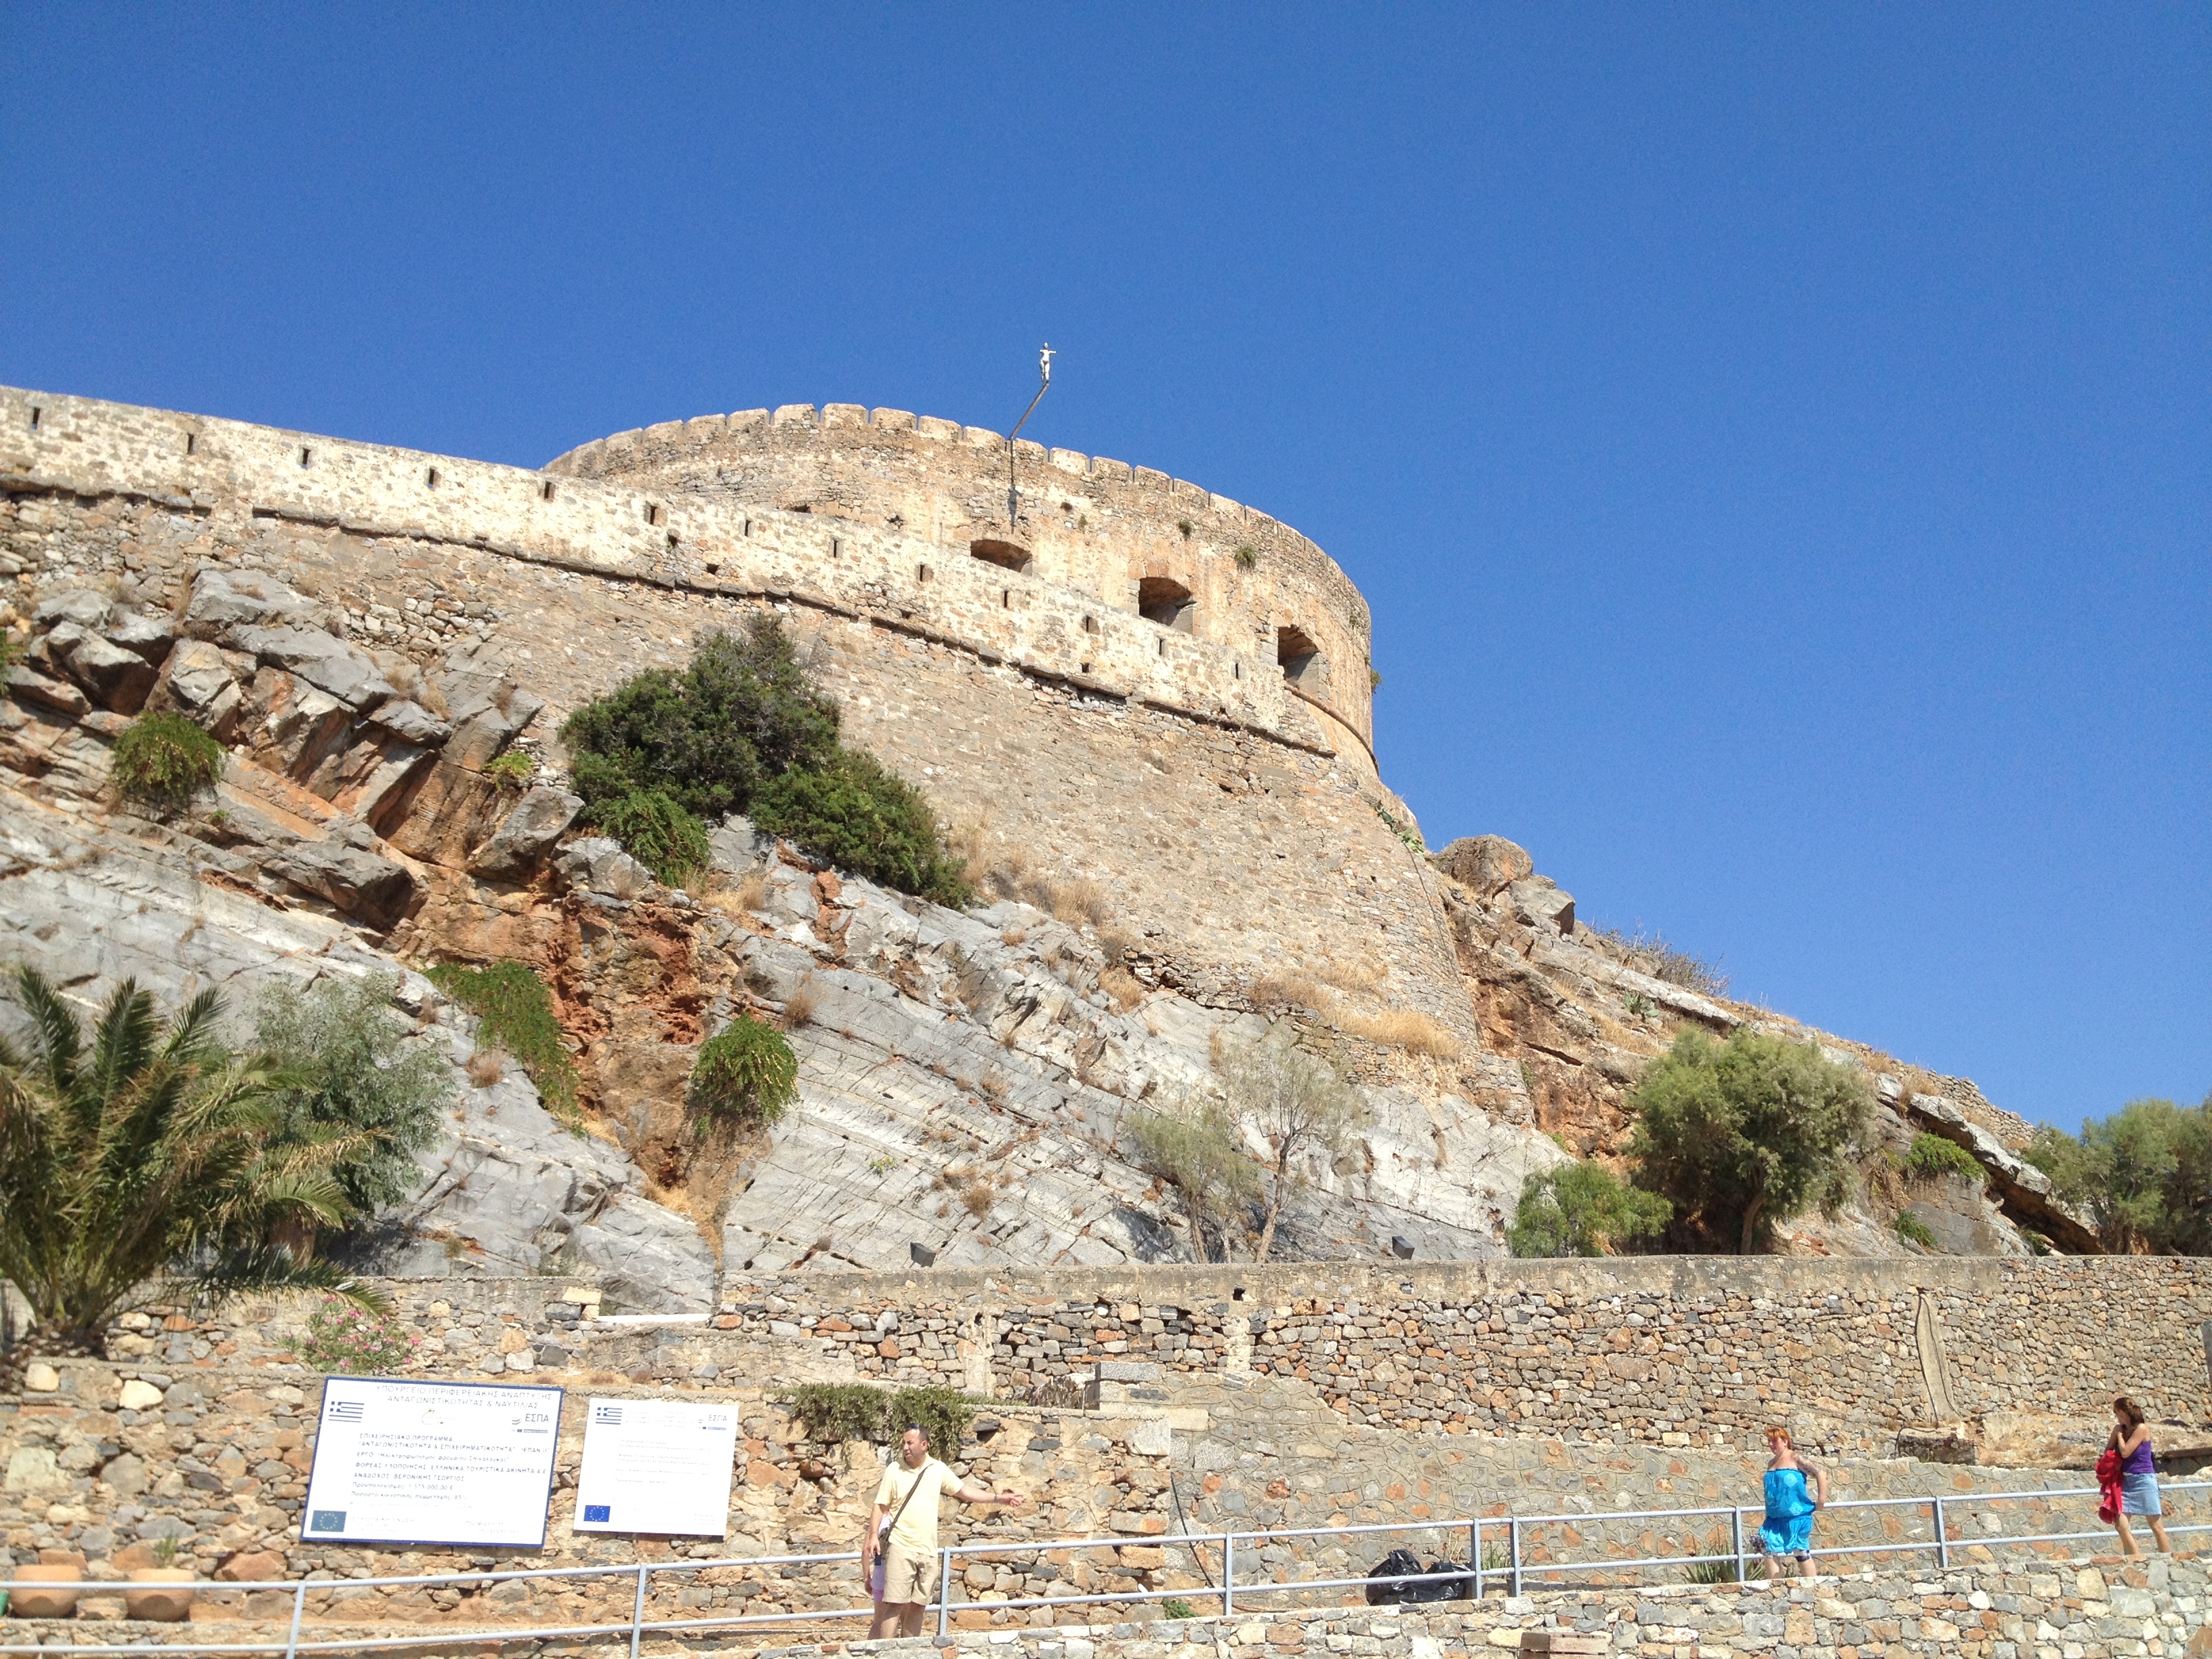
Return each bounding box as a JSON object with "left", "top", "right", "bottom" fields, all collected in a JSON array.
[
  {"left": 0, "top": 385, "right": 1376, "bottom": 773},
  {"left": 546, "top": 400, "right": 1376, "bottom": 756}
]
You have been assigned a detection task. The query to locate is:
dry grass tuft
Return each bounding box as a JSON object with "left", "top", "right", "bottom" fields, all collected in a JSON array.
[
  {"left": 961, "top": 1181, "right": 996, "bottom": 1218},
  {"left": 978, "top": 1073, "right": 1010, "bottom": 1103},
  {"left": 1314, "top": 956, "right": 1385, "bottom": 996},
  {"left": 465, "top": 1048, "right": 506, "bottom": 1088},
  {"left": 1101, "top": 964, "right": 1147, "bottom": 1012},
  {"left": 1250, "top": 970, "right": 1326, "bottom": 1010},
  {"left": 1048, "top": 878, "right": 1109, "bottom": 928},
  {"left": 784, "top": 976, "right": 821, "bottom": 1027},
  {"left": 1334, "top": 1006, "right": 1460, "bottom": 1059},
  {"left": 1001, "top": 926, "right": 1028, "bottom": 947}
]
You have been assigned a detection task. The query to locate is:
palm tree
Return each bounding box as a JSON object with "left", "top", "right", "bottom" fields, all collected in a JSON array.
[{"left": 0, "top": 965, "right": 380, "bottom": 1361}]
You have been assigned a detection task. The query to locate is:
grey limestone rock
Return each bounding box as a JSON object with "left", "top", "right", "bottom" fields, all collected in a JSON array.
[
  {"left": 5, "top": 663, "right": 89, "bottom": 717},
  {"left": 103, "top": 607, "right": 177, "bottom": 665},
  {"left": 1507, "top": 876, "right": 1576, "bottom": 935},
  {"left": 438, "top": 640, "right": 544, "bottom": 769},
  {"left": 55, "top": 630, "right": 159, "bottom": 714},
  {"left": 182, "top": 569, "right": 323, "bottom": 638},
  {"left": 555, "top": 836, "right": 653, "bottom": 900},
  {"left": 154, "top": 639, "right": 241, "bottom": 731},
  {"left": 267, "top": 838, "right": 422, "bottom": 929},
  {"left": 227, "top": 624, "right": 398, "bottom": 711},
  {"left": 32, "top": 588, "right": 113, "bottom": 630},
  {"left": 367, "top": 698, "right": 453, "bottom": 747},
  {"left": 470, "top": 785, "right": 583, "bottom": 877}
]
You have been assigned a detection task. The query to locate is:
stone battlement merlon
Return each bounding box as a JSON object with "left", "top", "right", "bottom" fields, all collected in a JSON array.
[
  {"left": 0, "top": 385, "right": 1377, "bottom": 775},
  {"left": 544, "top": 398, "right": 1377, "bottom": 753}
]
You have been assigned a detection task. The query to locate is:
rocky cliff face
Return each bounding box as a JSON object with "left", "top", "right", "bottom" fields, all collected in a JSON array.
[
  {"left": 0, "top": 568, "right": 1571, "bottom": 1316},
  {"left": 1426, "top": 834, "right": 2087, "bottom": 1255}
]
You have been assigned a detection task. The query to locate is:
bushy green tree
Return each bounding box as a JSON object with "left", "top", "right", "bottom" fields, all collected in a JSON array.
[
  {"left": 689, "top": 1014, "right": 799, "bottom": 1126},
  {"left": 560, "top": 617, "right": 838, "bottom": 821},
  {"left": 1218, "top": 1027, "right": 1368, "bottom": 1264},
  {"left": 1625, "top": 1029, "right": 1872, "bottom": 1253},
  {"left": 752, "top": 747, "right": 971, "bottom": 907},
  {"left": 0, "top": 966, "right": 376, "bottom": 1357},
  {"left": 2028, "top": 1095, "right": 2212, "bottom": 1255},
  {"left": 253, "top": 971, "right": 452, "bottom": 1216},
  {"left": 1508, "top": 1161, "right": 1671, "bottom": 1257},
  {"left": 561, "top": 618, "right": 968, "bottom": 906},
  {"left": 1130, "top": 1099, "right": 1260, "bottom": 1263}
]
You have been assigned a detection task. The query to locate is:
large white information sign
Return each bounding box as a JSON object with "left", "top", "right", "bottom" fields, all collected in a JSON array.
[
  {"left": 571, "top": 1397, "right": 738, "bottom": 1536},
  {"left": 300, "top": 1377, "right": 563, "bottom": 1548}
]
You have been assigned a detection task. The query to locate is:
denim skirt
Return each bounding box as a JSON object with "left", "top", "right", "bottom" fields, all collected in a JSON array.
[{"left": 2121, "top": 1472, "right": 2163, "bottom": 1517}]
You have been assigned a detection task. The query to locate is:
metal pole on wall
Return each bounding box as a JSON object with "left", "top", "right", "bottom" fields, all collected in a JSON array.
[
  {"left": 937, "top": 1548, "right": 954, "bottom": 1640},
  {"left": 1730, "top": 1509, "right": 1746, "bottom": 1583},
  {"left": 1221, "top": 1532, "right": 1234, "bottom": 1616},
  {"left": 1507, "top": 1517, "right": 1521, "bottom": 1597},
  {"left": 1932, "top": 1498, "right": 1949, "bottom": 1570},
  {"left": 1004, "top": 345, "right": 1054, "bottom": 527},
  {"left": 283, "top": 1579, "right": 306, "bottom": 1659},
  {"left": 629, "top": 1563, "right": 648, "bottom": 1659},
  {"left": 1470, "top": 1517, "right": 1482, "bottom": 1600}
]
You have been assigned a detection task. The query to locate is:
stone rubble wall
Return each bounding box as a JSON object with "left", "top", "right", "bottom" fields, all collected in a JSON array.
[
  {"left": 0, "top": 385, "right": 1372, "bottom": 773},
  {"left": 876, "top": 1555, "right": 2212, "bottom": 1659},
  {"left": 546, "top": 401, "right": 1376, "bottom": 752},
  {"left": 87, "top": 1253, "right": 2212, "bottom": 1457}
]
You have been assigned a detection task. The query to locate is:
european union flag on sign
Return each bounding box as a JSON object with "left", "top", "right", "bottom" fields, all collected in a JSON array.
[
  {"left": 583, "top": 1504, "right": 611, "bottom": 1523},
  {"left": 310, "top": 1511, "right": 346, "bottom": 1533}
]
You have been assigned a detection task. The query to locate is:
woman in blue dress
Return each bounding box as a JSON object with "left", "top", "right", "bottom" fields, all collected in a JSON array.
[{"left": 1758, "top": 1426, "right": 1828, "bottom": 1578}]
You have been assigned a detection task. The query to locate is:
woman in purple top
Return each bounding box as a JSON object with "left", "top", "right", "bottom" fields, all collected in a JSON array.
[{"left": 2110, "top": 1396, "right": 2170, "bottom": 1556}]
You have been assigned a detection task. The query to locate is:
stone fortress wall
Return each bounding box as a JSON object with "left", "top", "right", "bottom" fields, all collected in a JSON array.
[
  {"left": 546, "top": 402, "right": 1376, "bottom": 760},
  {"left": 1, "top": 384, "right": 1479, "bottom": 1037}
]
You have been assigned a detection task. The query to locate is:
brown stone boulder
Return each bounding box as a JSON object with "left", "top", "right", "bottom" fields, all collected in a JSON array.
[{"left": 1432, "top": 835, "right": 1534, "bottom": 897}]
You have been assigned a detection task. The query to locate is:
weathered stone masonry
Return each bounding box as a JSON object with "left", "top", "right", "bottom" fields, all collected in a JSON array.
[{"left": 0, "top": 384, "right": 1478, "bottom": 1038}]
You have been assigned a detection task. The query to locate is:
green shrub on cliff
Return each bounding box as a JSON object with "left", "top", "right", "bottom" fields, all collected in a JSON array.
[
  {"left": 1507, "top": 1160, "right": 1671, "bottom": 1257},
  {"left": 751, "top": 748, "right": 970, "bottom": 907},
  {"left": 2026, "top": 1094, "right": 2212, "bottom": 1256},
  {"left": 561, "top": 617, "right": 838, "bottom": 819},
  {"left": 1624, "top": 1029, "right": 1872, "bottom": 1254},
  {"left": 110, "top": 710, "right": 225, "bottom": 808},
  {"left": 424, "top": 962, "right": 581, "bottom": 1129},
  {"left": 689, "top": 1013, "right": 798, "bottom": 1126},
  {"left": 561, "top": 617, "right": 967, "bottom": 906},
  {"left": 592, "top": 788, "right": 712, "bottom": 885}
]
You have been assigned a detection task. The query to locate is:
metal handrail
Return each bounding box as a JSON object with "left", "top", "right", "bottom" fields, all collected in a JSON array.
[{"left": 0, "top": 1477, "right": 2198, "bottom": 1656}]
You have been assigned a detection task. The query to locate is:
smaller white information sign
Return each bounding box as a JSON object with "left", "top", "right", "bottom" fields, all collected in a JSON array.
[
  {"left": 571, "top": 1397, "right": 738, "bottom": 1536},
  {"left": 300, "top": 1377, "right": 563, "bottom": 1549}
]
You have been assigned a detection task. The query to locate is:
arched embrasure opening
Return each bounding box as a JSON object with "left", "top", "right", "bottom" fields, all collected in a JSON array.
[
  {"left": 1138, "top": 577, "right": 1195, "bottom": 632},
  {"left": 1277, "top": 625, "right": 1326, "bottom": 690},
  {"left": 970, "top": 539, "right": 1032, "bottom": 573}
]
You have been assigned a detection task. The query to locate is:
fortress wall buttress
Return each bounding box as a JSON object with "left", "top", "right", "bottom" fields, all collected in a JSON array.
[{"left": 0, "top": 385, "right": 1483, "bottom": 1057}]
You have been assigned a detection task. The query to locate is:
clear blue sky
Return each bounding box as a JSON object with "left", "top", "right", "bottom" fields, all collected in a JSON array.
[{"left": 4, "top": 7, "right": 2205, "bottom": 1131}]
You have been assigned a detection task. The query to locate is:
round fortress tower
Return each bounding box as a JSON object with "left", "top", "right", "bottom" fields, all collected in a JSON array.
[{"left": 546, "top": 403, "right": 1376, "bottom": 764}]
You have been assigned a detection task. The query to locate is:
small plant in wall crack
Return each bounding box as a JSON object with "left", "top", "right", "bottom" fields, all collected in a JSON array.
[{"left": 1232, "top": 545, "right": 1258, "bottom": 569}]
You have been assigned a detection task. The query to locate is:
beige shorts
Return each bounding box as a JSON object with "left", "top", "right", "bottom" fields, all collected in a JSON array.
[{"left": 875, "top": 1541, "right": 937, "bottom": 1607}]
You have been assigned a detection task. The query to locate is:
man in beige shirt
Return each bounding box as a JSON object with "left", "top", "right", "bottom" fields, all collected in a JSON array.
[{"left": 863, "top": 1423, "right": 1025, "bottom": 1638}]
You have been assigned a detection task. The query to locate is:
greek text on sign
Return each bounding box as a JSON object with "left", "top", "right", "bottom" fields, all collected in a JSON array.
[
  {"left": 572, "top": 1397, "right": 738, "bottom": 1536},
  {"left": 300, "top": 1377, "right": 563, "bottom": 1548}
]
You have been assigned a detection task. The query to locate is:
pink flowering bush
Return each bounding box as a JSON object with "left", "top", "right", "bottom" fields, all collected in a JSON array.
[{"left": 296, "top": 1294, "right": 418, "bottom": 1374}]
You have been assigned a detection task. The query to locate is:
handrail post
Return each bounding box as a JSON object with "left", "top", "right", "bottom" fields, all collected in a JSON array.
[
  {"left": 283, "top": 1578, "right": 306, "bottom": 1659},
  {"left": 1731, "top": 1509, "right": 1746, "bottom": 1584},
  {"left": 1222, "top": 1530, "right": 1234, "bottom": 1616},
  {"left": 1932, "top": 1497, "right": 1948, "bottom": 1570},
  {"left": 1470, "top": 1517, "right": 1482, "bottom": 1601},
  {"left": 630, "top": 1561, "right": 648, "bottom": 1659},
  {"left": 1507, "top": 1517, "right": 1521, "bottom": 1598},
  {"left": 937, "top": 1547, "right": 953, "bottom": 1640}
]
